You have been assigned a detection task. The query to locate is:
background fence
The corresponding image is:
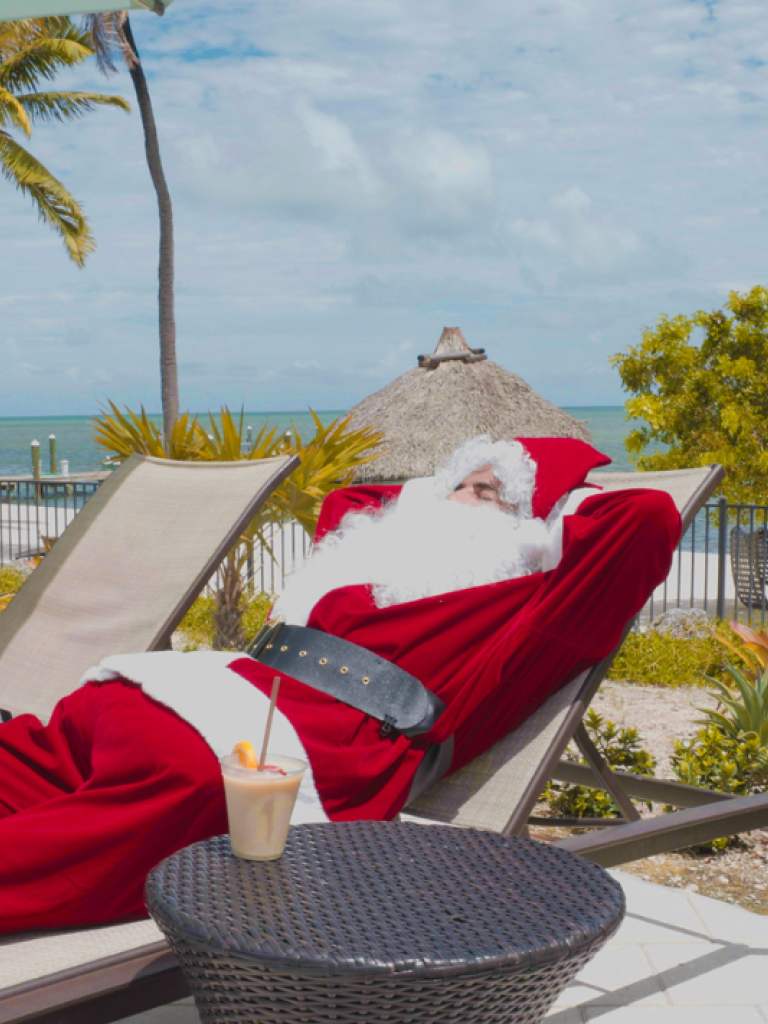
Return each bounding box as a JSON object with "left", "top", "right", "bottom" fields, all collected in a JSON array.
[{"left": 2, "top": 475, "right": 767, "bottom": 625}]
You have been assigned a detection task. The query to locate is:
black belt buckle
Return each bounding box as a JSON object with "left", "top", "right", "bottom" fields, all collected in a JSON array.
[{"left": 380, "top": 715, "right": 396, "bottom": 738}]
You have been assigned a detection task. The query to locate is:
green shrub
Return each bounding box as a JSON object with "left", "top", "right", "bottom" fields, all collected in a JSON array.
[
  {"left": 671, "top": 725, "right": 768, "bottom": 849},
  {"left": 178, "top": 590, "right": 273, "bottom": 650},
  {"left": 673, "top": 725, "right": 768, "bottom": 795},
  {"left": 608, "top": 629, "right": 728, "bottom": 688},
  {"left": 543, "top": 710, "right": 656, "bottom": 819},
  {"left": 0, "top": 566, "right": 26, "bottom": 594},
  {"left": 0, "top": 566, "right": 27, "bottom": 613},
  {"left": 178, "top": 595, "right": 215, "bottom": 648},
  {"left": 242, "top": 592, "right": 273, "bottom": 643}
]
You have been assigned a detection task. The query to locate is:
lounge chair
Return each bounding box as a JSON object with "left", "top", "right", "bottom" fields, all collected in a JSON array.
[
  {"left": 730, "top": 524, "right": 768, "bottom": 611},
  {"left": 406, "top": 463, "right": 768, "bottom": 865},
  {"left": 3, "top": 461, "right": 762, "bottom": 1024},
  {"left": 0, "top": 452, "right": 297, "bottom": 1024}
]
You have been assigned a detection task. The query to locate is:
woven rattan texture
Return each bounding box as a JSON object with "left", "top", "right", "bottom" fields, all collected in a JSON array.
[
  {"left": 162, "top": 942, "right": 597, "bottom": 1024},
  {"left": 146, "top": 823, "right": 623, "bottom": 1023}
]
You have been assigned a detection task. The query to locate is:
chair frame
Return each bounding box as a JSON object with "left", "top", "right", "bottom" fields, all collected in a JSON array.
[
  {"left": 0, "top": 453, "right": 300, "bottom": 1024},
  {"left": 406, "top": 462, "right": 768, "bottom": 867},
  {"left": 6, "top": 460, "right": 768, "bottom": 1024}
]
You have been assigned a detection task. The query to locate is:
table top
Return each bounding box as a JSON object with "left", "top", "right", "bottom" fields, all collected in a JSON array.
[{"left": 145, "top": 822, "right": 624, "bottom": 980}]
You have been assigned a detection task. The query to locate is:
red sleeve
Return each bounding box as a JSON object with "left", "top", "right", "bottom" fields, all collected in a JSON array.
[{"left": 315, "top": 484, "right": 403, "bottom": 541}]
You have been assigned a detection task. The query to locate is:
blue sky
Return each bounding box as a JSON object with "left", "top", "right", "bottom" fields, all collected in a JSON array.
[{"left": 2, "top": 0, "right": 767, "bottom": 415}]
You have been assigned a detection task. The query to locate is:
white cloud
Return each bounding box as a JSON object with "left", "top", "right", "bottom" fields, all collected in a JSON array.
[
  {"left": 391, "top": 129, "right": 495, "bottom": 229},
  {"left": 3, "top": 0, "right": 768, "bottom": 416},
  {"left": 509, "top": 186, "right": 684, "bottom": 288}
]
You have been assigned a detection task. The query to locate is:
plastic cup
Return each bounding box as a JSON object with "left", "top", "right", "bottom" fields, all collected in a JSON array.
[{"left": 220, "top": 753, "right": 307, "bottom": 861}]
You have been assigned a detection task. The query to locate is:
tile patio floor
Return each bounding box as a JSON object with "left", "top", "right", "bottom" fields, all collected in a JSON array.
[{"left": 126, "top": 869, "right": 768, "bottom": 1024}]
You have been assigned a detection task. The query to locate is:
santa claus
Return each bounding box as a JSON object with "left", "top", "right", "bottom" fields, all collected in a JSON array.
[{"left": 0, "top": 435, "right": 680, "bottom": 935}]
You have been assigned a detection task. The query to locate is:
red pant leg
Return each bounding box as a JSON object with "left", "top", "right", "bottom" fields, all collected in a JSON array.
[
  {"left": 0, "top": 700, "right": 89, "bottom": 818},
  {"left": 0, "top": 680, "right": 228, "bottom": 935}
]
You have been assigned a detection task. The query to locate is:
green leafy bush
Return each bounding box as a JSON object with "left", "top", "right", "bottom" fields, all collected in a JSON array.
[
  {"left": 242, "top": 592, "right": 273, "bottom": 643},
  {"left": 671, "top": 725, "right": 768, "bottom": 849},
  {"left": 543, "top": 710, "right": 656, "bottom": 819},
  {"left": 0, "top": 566, "right": 27, "bottom": 612},
  {"left": 608, "top": 629, "right": 728, "bottom": 688},
  {"left": 673, "top": 726, "right": 768, "bottom": 795},
  {"left": 178, "top": 595, "right": 215, "bottom": 649},
  {"left": 0, "top": 567, "right": 25, "bottom": 594},
  {"left": 178, "top": 591, "right": 273, "bottom": 650}
]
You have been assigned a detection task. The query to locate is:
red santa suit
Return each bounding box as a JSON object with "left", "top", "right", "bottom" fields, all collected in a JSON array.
[{"left": 0, "top": 438, "right": 681, "bottom": 935}]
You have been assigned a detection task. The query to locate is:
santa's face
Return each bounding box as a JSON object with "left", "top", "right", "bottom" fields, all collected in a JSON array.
[
  {"left": 273, "top": 463, "right": 550, "bottom": 626},
  {"left": 446, "top": 465, "right": 517, "bottom": 514}
]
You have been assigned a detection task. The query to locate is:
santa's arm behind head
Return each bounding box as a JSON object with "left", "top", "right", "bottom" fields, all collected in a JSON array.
[{"left": 314, "top": 484, "right": 402, "bottom": 542}]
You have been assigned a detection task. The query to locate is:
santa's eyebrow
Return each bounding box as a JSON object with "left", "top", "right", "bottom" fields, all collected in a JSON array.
[{"left": 453, "top": 480, "right": 502, "bottom": 497}]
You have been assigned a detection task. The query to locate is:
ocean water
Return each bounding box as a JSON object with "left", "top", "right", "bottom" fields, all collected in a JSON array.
[
  {"left": 0, "top": 411, "right": 346, "bottom": 477},
  {"left": 0, "top": 406, "right": 635, "bottom": 477}
]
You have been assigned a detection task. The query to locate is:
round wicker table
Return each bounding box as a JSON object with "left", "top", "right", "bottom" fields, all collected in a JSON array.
[{"left": 145, "top": 822, "right": 624, "bottom": 1024}]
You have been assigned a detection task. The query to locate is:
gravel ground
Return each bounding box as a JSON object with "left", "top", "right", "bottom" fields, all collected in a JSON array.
[{"left": 531, "top": 680, "right": 768, "bottom": 916}]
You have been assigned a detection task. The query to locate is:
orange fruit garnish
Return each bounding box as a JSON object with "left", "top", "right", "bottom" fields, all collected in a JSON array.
[{"left": 232, "top": 741, "right": 258, "bottom": 769}]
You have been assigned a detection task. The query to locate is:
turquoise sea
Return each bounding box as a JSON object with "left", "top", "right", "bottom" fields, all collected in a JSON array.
[{"left": 0, "top": 407, "right": 635, "bottom": 477}]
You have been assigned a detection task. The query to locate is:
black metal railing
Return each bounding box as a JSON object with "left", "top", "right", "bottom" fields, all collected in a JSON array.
[
  {"left": 2, "top": 474, "right": 767, "bottom": 624},
  {"left": 644, "top": 500, "right": 768, "bottom": 625},
  {"left": 0, "top": 476, "right": 106, "bottom": 564}
]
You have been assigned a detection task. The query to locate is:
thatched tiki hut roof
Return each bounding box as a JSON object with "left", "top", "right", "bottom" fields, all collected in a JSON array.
[{"left": 348, "top": 327, "right": 591, "bottom": 482}]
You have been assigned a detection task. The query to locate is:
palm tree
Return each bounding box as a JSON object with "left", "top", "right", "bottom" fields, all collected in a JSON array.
[
  {"left": 0, "top": 17, "right": 129, "bottom": 267},
  {"left": 85, "top": 12, "right": 178, "bottom": 440}
]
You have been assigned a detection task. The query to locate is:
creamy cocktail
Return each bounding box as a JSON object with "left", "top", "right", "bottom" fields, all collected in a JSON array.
[{"left": 220, "top": 753, "right": 306, "bottom": 861}]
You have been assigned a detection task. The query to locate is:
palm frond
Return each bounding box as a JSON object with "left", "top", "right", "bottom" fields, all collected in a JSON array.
[
  {"left": 266, "top": 411, "right": 384, "bottom": 537},
  {"left": 0, "top": 28, "right": 93, "bottom": 92},
  {"left": 82, "top": 13, "right": 132, "bottom": 74},
  {"left": 92, "top": 403, "right": 208, "bottom": 464},
  {"left": 0, "top": 133, "right": 93, "bottom": 266},
  {"left": 19, "top": 90, "right": 129, "bottom": 124},
  {"left": 0, "top": 86, "right": 31, "bottom": 135}
]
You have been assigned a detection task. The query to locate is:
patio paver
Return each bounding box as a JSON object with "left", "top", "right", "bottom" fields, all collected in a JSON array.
[{"left": 122, "top": 868, "right": 768, "bottom": 1024}]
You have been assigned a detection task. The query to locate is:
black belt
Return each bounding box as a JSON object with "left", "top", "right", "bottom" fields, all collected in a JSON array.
[{"left": 247, "top": 621, "right": 445, "bottom": 738}]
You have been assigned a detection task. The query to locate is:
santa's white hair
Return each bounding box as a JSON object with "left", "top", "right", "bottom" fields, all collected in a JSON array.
[
  {"left": 432, "top": 434, "right": 537, "bottom": 515},
  {"left": 273, "top": 436, "right": 549, "bottom": 627}
]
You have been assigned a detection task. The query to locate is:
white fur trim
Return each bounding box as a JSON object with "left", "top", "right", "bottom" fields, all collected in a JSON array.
[
  {"left": 79, "top": 652, "right": 328, "bottom": 824},
  {"left": 541, "top": 487, "right": 597, "bottom": 572}
]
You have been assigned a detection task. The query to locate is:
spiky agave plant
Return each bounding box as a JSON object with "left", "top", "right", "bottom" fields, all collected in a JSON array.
[{"left": 702, "top": 621, "right": 768, "bottom": 744}]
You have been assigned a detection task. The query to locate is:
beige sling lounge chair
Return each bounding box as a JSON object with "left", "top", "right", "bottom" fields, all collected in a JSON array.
[
  {"left": 5, "top": 461, "right": 766, "bottom": 1024},
  {"left": 406, "top": 463, "right": 768, "bottom": 864},
  {"left": 0, "top": 452, "right": 298, "bottom": 1024}
]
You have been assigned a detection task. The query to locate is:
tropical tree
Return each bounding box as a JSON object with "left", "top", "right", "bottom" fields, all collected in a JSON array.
[
  {"left": 0, "top": 17, "right": 128, "bottom": 266},
  {"left": 84, "top": 12, "right": 178, "bottom": 442},
  {"left": 92, "top": 404, "right": 385, "bottom": 649},
  {"left": 611, "top": 285, "right": 768, "bottom": 504}
]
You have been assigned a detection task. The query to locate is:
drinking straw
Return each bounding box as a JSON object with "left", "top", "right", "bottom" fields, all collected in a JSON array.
[{"left": 258, "top": 676, "right": 281, "bottom": 771}]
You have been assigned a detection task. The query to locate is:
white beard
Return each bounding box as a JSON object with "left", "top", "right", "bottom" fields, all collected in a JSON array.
[{"left": 273, "top": 491, "right": 552, "bottom": 627}]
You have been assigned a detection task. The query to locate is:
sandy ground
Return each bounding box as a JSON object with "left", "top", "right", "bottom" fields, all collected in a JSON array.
[{"left": 531, "top": 680, "right": 768, "bottom": 916}]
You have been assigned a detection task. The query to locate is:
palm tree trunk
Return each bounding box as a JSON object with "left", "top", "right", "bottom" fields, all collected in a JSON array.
[{"left": 120, "top": 15, "right": 178, "bottom": 443}]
